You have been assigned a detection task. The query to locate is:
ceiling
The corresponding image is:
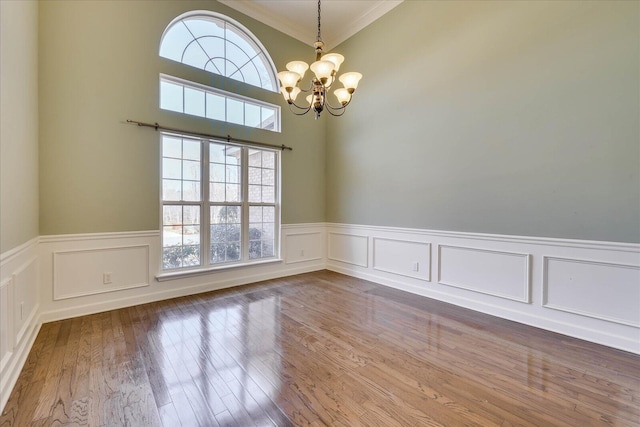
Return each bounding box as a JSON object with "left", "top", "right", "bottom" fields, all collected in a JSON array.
[{"left": 218, "top": 0, "right": 403, "bottom": 50}]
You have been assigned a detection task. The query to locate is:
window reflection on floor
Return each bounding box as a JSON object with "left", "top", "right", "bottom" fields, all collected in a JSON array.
[{"left": 158, "top": 294, "right": 282, "bottom": 423}]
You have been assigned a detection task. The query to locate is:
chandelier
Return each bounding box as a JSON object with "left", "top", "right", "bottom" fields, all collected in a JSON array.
[{"left": 277, "top": 0, "right": 362, "bottom": 119}]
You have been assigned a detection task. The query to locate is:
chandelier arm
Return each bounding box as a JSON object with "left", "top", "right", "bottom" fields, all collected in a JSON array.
[
  {"left": 324, "top": 98, "right": 351, "bottom": 111},
  {"left": 288, "top": 102, "right": 312, "bottom": 116},
  {"left": 325, "top": 107, "right": 347, "bottom": 117}
]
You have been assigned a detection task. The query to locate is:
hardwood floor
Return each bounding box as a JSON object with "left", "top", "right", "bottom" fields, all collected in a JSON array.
[{"left": 1, "top": 270, "right": 639, "bottom": 426}]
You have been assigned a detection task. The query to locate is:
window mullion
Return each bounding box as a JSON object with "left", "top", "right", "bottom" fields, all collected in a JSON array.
[
  {"left": 241, "top": 147, "right": 249, "bottom": 263},
  {"left": 202, "top": 140, "right": 211, "bottom": 267}
]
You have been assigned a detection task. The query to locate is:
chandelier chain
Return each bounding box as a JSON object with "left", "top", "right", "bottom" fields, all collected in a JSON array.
[{"left": 317, "top": 0, "right": 322, "bottom": 42}]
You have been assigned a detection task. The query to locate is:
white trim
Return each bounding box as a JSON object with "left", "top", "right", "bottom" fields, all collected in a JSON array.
[
  {"left": 284, "top": 231, "right": 323, "bottom": 265},
  {"left": 39, "top": 230, "right": 158, "bottom": 243},
  {"left": 437, "top": 244, "right": 531, "bottom": 303},
  {"left": 372, "top": 237, "right": 431, "bottom": 282},
  {"left": 218, "top": 0, "right": 404, "bottom": 50},
  {"left": 156, "top": 258, "right": 283, "bottom": 282},
  {"left": 0, "top": 236, "right": 39, "bottom": 264},
  {"left": 327, "top": 223, "right": 640, "bottom": 253},
  {"left": 542, "top": 256, "right": 640, "bottom": 327},
  {"left": 52, "top": 245, "right": 151, "bottom": 300},
  {"left": 0, "top": 319, "right": 40, "bottom": 413},
  {"left": 327, "top": 232, "right": 369, "bottom": 267}
]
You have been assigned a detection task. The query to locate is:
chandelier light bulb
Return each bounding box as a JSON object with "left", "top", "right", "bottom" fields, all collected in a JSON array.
[
  {"left": 277, "top": 71, "right": 301, "bottom": 90},
  {"left": 322, "top": 53, "right": 344, "bottom": 72},
  {"left": 334, "top": 88, "right": 351, "bottom": 105},
  {"left": 281, "top": 86, "right": 301, "bottom": 102},
  {"left": 310, "top": 60, "right": 335, "bottom": 83},
  {"left": 339, "top": 72, "right": 363, "bottom": 93},
  {"left": 286, "top": 61, "right": 309, "bottom": 81}
]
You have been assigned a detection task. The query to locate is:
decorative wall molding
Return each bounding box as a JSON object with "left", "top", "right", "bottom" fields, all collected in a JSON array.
[
  {"left": 328, "top": 232, "right": 369, "bottom": 267},
  {"left": 285, "top": 231, "right": 324, "bottom": 264},
  {"left": 437, "top": 245, "right": 531, "bottom": 303},
  {"left": 372, "top": 237, "right": 431, "bottom": 281},
  {"left": 0, "top": 236, "right": 38, "bottom": 263},
  {"left": 543, "top": 256, "right": 640, "bottom": 327},
  {"left": 39, "top": 230, "right": 159, "bottom": 243},
  {"left": 53, "top": 245, "right": 150, "bottom": 300}
]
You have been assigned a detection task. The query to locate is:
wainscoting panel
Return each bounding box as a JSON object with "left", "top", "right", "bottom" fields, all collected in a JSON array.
[
  {"left": 0, "top": 237, "right": 40, "bottom": 413},
  {"left": 328, "top": 232, "right": 369, "bottom": 267},
  {"left": 438, "top": 245, "right": 531, "bottom": 303},
  {"left": 53, "top": 245, "right": 150, "bottom": 300},
  {"left": 373, "top": 237, "right": 431, "bottom": 281},
  {"left": 0, "top": 278, "right": 13, "bottom": 374},
  {"left": 543, "top": 257, "right": 640, "bottom": 327},
  {"left": 12, "top": 256, "right": 39, "bottom": 344},
  {"left": 285, "top": 231, "right": 324, "bottom": 264}
]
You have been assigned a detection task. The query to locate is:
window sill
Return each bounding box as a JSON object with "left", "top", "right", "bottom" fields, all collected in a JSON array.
[{"left": 156, "top": 258, "right": 284, "bottom": 282}]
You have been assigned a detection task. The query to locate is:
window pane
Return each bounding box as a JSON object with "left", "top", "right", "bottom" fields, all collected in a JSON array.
[
  {"left": 210, "top": 143, "right": 226, "bottom": 163},
  {"left": 182, "top": 245, "right": 201, "bottom": 266},
  {"left": 226, "top": 165, "right": 240, "bottom": 184},
  {"left": 206, "top": 93, "right": 226, "bottom": 122},
  {"left": 163, "top": 247, "right": 183, "bottom": 269},
  {"left": 210, "top": 183, "right": 225, "bottom": 202},
  {"left": 249, "top": 206, "right": 262, "bottom": 223},
  {"left": 210, "top": 163, "right": 225, "bottom": 182},
  {"left": 226, "top": 242, "right": 241, "bottom": 261},
  {"left": 262, "top": 185, "right": 274, "bottom": 203},
  {"left": 184, "top": 87, "right": 205, "bottom": 117},
  {"left": 163, "top": 179, "right": 182, "bottom": 201},
  {"left": 183, "top": 226, "right": 200, "bottom": 245},
  {"left": 245, "top": 103, "right": 261, "bottom": 128},
  {"left": 226, "top": 184, "right": 241, "bottom": 202},
  {"left": 262, "top": 240, "right": 274, "bottom": 257},
  {"left": 183, "top": 181, "right": 201, "bottom": 201},
  {"left": 227, "top": 206, "right": 241, "bottom": 223},
  {"left": 262, "top": 168, "right": 274, "bottom": 186},
  {"left": 183, "top": 206, "right": 200, "bottom": 225},
  {"left": 183, "top": 140, "right": 201, "bottom": 161},
  {"left": 163, "top": 158, "right": 181, "bottom": 179},
  {"left": 163, "top": 136, "right": 182, "bottom": 158},
  {"left": 210, "top": 206, "right": 225, "bottom": 224},
  {"left": 248, "top": 185, "right": 261, "bottom": 203},
  {"left": 163, "top": 226, "right": 181, "bottom": 247},
  {"left": 263, "top": 206, "right": 275, "bottom": 222},
  {"left": 248, "top": 167, "right": 261, "bottom": 185},
  {"left": 160, "top": 80, "right": 183, "bottom": 112},
  {"left": 227, "top": 99, "right": 244, "bottom": 125},
  {"left": 163, "top": 205, "right": 182, "bottom": 225},
  {"left": 248, "top": 149, "right": 261, "bottom": 167},
  {"left": 261, "top": 107, "right": 275, "bottom": 130},
  {"left": 262, "top": 151, "right": 275, "bottom": 169},
  {"left": 183, "top": 160, "right": 200, "bottom": 181}
]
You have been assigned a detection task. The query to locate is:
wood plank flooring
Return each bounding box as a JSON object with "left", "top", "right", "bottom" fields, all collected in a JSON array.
[{"left": 1, "top": 270, "right": 639, "bottom": 426}]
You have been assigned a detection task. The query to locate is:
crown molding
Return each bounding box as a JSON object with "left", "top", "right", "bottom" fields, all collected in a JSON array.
[{"left": 218, "top": 1, "right": 404, "bottom": 50}]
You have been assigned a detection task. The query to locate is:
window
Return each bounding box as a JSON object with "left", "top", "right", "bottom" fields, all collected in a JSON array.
[
  {"left": 160, "top": 12, "right": 278, "bottom": 92},
  {"left": 160, "top": 75, "right": 280, "bottom": 131},
  {"left": 161, "top": 134, "right": 279, "bottom": 271}
]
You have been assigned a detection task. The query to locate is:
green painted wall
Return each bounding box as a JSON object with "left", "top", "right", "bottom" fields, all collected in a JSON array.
[
  {"left": 1, "top": 0, "right": 39, "bottom": 253},
  {"left": 327, "top": 1, "right": 640, "bottom": 243},
  {"left": 38, "top": 0, "right": 325, "bottom": 235}
]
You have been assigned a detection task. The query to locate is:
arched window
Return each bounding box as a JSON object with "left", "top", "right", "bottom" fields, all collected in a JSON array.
[{"left": 160, "top": 11, "right": 278, "bottom": 92}]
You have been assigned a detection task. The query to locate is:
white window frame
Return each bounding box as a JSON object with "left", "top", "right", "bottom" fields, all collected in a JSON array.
[
  {"left": 160, "top": 74, "right": 281, "bottom": 132},
  {"left": 157, "top": 132, "right": 281, "bottom": 281}
]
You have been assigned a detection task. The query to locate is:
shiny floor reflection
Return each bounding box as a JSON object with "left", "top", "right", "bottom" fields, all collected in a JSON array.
[{"left": 1, "top": 270, "right": 639, "bottom": 426}]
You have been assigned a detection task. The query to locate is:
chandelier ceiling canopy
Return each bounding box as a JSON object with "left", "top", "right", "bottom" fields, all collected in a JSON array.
[{"left": 277, "top": 0, "right": 362, "bottom": 119}]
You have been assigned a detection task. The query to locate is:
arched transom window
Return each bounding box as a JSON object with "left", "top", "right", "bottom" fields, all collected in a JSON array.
[{"left": 160, "top": 11, "right": 278, "bottom": 92}]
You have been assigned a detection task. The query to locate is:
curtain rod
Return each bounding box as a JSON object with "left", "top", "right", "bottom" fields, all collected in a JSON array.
[{"left": 126, "top": 120, "right": 293, "bottom": 151}]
